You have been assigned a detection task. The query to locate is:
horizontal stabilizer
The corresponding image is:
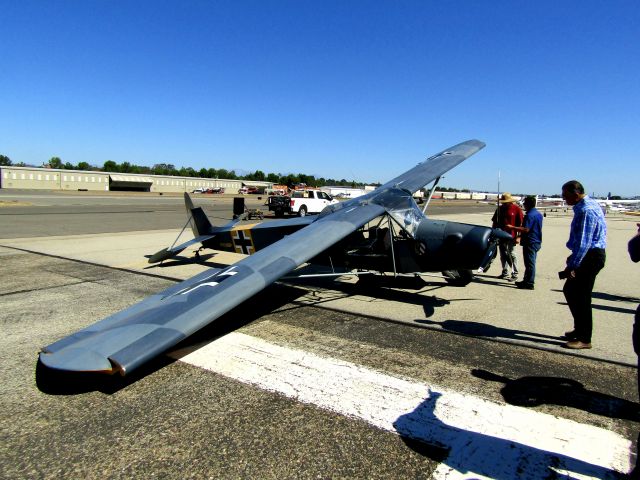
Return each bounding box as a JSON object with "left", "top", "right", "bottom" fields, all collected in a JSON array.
[{"left": 148, "top": 235, "right": 216, "bottom": 263}]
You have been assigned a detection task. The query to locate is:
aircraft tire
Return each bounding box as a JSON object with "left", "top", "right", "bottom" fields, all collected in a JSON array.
[{"left": 442, "top": 269, "right": 474, "bottom": 287}]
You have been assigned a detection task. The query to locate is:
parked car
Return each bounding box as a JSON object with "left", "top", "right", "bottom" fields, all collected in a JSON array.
[
  {"left": 238, "top": 186, "right": 259, "bottom": 194},
  {"left": 267, "top": 189, "right": 338, "bottom": 217}
]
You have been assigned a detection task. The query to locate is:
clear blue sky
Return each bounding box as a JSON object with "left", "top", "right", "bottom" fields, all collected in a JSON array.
[{"left": 2, "top": 1, "right": 639, "bottom": 196}]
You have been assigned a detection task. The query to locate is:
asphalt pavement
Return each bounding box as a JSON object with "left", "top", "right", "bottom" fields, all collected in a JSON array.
[{"left": 1, "top": 191, "right": 639, "bottom": 479}]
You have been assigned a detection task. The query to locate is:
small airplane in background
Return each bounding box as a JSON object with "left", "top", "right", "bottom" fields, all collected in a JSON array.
[
  {"left": 38, "top": 140, "right": 513, "bottom": 377},
  {"left": 595, "top": 198, "right": 640, "bottom": 213}
]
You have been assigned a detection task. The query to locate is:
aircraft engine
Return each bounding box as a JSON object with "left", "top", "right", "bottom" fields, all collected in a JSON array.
[{"left": 413, "top": 218, "right": 505, "bottom": 273}]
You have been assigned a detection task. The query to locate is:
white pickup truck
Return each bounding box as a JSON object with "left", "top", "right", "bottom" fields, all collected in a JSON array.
[{"left": 288, "top": 190, "right": 338, "bottom": 216}]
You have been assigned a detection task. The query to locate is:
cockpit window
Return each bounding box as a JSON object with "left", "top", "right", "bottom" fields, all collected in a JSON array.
[{"left": 371, "top": 188, "right": 424, "bottom": 237}]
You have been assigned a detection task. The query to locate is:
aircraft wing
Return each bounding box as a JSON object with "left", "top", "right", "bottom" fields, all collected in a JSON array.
[
  {"left": 39, "top": 139, "right": 485, "bottom": 375},
  {"left": 39, "top": 202, "right": 386, "bottom": 375},
  {"left": 375, "top": 139, "right": 484, "bottom": 197}
]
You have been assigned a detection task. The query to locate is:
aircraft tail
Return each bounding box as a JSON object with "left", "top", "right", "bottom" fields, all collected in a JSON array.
[{"left": 184, "top": 192, "right": 213, "bottom": 236}]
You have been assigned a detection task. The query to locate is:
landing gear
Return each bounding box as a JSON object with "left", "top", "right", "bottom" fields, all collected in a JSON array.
[{"left": 442, "top": 269, "right": 474, "bottom": 287}]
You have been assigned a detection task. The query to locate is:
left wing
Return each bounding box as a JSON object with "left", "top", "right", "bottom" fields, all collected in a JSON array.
[{"left": 39, "top": 203, "right": 385, "bottom": 375}]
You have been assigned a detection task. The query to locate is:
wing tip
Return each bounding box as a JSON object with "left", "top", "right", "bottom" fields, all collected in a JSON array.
[{"left": 38, "top": 348, "right": 117, "bottom": 375}]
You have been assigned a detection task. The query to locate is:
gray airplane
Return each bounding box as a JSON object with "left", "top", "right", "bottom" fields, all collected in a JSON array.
[{"left": 39, "top": 140, "right": 511, "bottom": 376}]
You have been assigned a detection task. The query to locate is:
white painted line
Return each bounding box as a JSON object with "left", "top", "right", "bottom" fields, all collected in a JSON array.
[{"left": 172, "top": 333, "right": 632, "bottom": 479}]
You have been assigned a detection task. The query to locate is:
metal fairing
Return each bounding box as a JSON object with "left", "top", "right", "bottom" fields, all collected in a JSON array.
[{"left": 39, "top": 140, "right": 485, "bottom": 375}]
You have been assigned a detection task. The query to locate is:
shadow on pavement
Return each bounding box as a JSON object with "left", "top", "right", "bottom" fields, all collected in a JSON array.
[
  {"left": 472, "top": 369, "right": 640, "bottom": 422},
  {"left": 415, "top": 318, "right": 565, "bottom": 347},
  {"left": 394, "top": 391, "right": 627, "bottom": 479}
]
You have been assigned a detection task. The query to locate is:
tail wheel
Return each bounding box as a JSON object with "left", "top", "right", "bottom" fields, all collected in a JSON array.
[
  {"left": 442, "top": 269, "right": 474, "bottom": 286},
  {"left": 298, "top": 206, "right": 308, "bottom": 217}
]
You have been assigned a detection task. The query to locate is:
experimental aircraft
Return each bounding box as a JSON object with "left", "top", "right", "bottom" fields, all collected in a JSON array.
[{"left": 39, "top": 140, "right": 512, "bottom": 376}]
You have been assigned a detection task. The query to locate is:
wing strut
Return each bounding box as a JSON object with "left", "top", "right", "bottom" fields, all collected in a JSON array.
[
  {"left": 169, "top": 216, "right": 196, "bottom": 254},
  {"left": 387, "top": 214, "right": 398, "bottom": 277},
  {"left": 421, "top": 176, "right": 441, "bottom": 214}
]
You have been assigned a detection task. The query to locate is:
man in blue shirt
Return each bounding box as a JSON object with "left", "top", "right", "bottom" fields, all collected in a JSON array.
[
  {"left": 561, "top": 180, "right": 607, "bottom": 349},
  {"left": 509, "top": 196, "right": 543, "bottom": 290}
]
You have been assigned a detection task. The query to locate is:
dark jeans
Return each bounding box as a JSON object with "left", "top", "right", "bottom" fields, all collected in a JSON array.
[
  {"left": 634, "top": 304, "right": 640, "bottom": 395},
  {"left": 562, "top": 248, "right": 606, "bottom": 343},
  {"left": 522, "top": 243, "right": 540, "bottom": 285}
]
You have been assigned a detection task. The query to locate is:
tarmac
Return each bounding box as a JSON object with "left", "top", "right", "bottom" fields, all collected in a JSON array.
[{"left": 1, "top": 195, "right": 639, "bottom": 479}]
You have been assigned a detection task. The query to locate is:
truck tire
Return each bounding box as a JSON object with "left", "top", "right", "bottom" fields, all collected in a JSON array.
[
  {"left": 442, "top": 269, "right": 474, "bottom": 287},
  {"left": 298, "top": 206, "right": 308, "bottom": 217}
]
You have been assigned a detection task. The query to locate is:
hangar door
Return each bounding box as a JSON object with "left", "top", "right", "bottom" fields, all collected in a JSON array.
[{"left": 109, "top": 175, "right": 153, "bottom": 192}]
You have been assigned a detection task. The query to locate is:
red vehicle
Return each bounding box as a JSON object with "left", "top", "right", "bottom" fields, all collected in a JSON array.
[{"left": 239, "top": 186, "right": 259, "bottom": 194}]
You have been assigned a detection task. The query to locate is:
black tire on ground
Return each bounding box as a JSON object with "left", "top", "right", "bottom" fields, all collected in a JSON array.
[
  {"left": 298, "top": 206, "right": 307, "bottom": 217},
  {"left": 442, "top": 269, "right": 474, "bottom": 287}
]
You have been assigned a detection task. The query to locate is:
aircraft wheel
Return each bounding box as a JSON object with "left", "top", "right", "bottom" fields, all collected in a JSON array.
[
  {"left": 442, "top": 269, "right": 474, "bottom": 287},
  {"left": 298, "top": 206, "right": 308, "bottom": 217}
]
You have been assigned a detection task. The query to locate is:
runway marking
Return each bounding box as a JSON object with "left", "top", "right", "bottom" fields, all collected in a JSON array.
[{"left": 172, "top": 333, "right": 632, "bottom": 479}]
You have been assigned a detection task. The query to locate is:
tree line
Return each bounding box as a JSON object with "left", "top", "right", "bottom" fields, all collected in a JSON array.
[{"left": 0, "top": 154, "right": 370, "bottom": 188}]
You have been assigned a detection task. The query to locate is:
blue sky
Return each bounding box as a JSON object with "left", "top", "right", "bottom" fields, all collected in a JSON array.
[{"left": 2, "top": 1, "right": 639, "bottom": 196}]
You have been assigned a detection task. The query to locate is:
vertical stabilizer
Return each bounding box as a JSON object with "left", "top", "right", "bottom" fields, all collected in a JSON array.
[{"left": 184, "top": 193, "right": 213, "bottom": 236}]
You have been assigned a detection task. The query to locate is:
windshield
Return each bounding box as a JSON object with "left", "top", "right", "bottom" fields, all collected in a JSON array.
[{"left": 371, "top": 188, "right": 424, "bottom": 237}]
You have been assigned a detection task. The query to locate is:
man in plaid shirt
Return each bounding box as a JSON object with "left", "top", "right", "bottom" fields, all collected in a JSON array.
[{"left": 560, "top": 180, "right": 607, "bottom": 349}]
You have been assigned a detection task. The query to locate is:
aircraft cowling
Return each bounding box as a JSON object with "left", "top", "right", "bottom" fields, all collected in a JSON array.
[{"left": 413, "top": 218, "right": 498, "bottom": 272}]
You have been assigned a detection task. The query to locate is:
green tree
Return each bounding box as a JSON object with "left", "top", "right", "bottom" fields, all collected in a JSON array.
[
  {"left": 77, "top": 161, "right": 91, "bottom": 170},
  {"left": 178, "top": 167, "right": 196, "bottom": 177},
  {"left": 103, "top": 160, "right": 118, "bottom": 172},
  {"left": 64, "top": 162, "right": 74, "bottom": 170},
  {"left": 0, "top": 154, "right": 11, "bottom": 166},
  {"left": 48, "top": 157, "right": 63, "bottom": 169},
  {"left": 152, "top": 163, "right": 176, "bottom": 176}
]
